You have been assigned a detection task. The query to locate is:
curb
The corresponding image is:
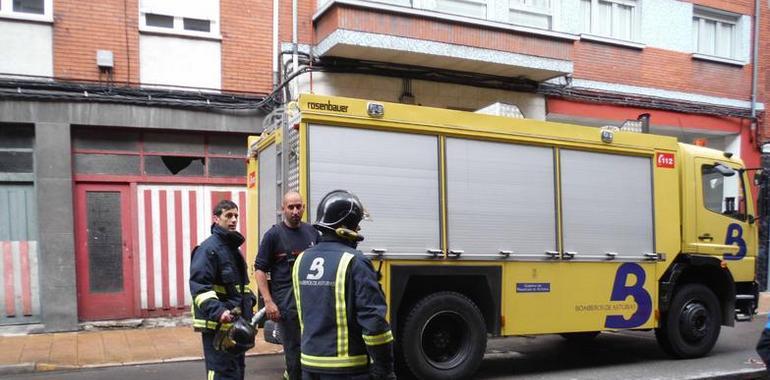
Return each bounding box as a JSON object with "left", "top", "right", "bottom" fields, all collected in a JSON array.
[
  {"left": 691, "top": 368, "right": 768, "bottom": 380},
  {"left": 0, "top": 363, "right": 35, "bottom": 377},
  {"left": 0, "top": 360, "right": 766, "bottom": 379},
  {"left": 0, "top": 351, "right": 284, "bottom": 377}
]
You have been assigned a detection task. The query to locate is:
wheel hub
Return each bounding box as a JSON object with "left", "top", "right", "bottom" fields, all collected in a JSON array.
[
  {"left": 679, "top": 301, "right": 709, "bottom": 342},
  {"left": 421, "top": 312, "right": 468, "bottom": 369},
  {"left": 430, "top": 329, "right": 450, "bottom": 349}
]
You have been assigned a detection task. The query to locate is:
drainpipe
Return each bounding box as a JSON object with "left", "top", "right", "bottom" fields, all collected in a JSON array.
[
  {"left": 291, "top": 0, "right": 298, "bottom": 100},
  {"left": 751, "top": 0, "right": 760, "bottom": 138},
  {"left": 751, "top": 0, "right": 769, "bottom": 292},
  {"left": 273, "top": 0, "right": 279, "bottom": 89}
]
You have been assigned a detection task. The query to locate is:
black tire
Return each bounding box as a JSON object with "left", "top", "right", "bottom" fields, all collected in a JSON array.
[
  {"left": 559, "top": 331, "right": 600, "bottom": 343},
  {"left": 401, "top": 291, "right": 487, "bottom": 380},
  {"left": 655, "top": 283, "right": 721, "bottom": 358}
]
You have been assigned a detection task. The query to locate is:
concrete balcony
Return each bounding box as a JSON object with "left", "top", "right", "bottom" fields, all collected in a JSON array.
[{"left": 313, "top": 0, "right": 575, "bottom": 82}]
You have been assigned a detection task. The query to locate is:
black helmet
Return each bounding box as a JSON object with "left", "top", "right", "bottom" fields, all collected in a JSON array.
[
  {"left": 314, "top": 190, "right": 367, "bottom": 241},
  {"left": 214, "top": 314, "right": 256, "bottom": 355}
]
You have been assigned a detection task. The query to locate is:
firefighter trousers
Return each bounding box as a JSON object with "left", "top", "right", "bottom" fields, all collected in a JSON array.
[
  {"left": 279, "top": 310, "right": 302, "bottom": 380},
  {"left": 201, "top": 332, "right": 246, "bottom": 380}
]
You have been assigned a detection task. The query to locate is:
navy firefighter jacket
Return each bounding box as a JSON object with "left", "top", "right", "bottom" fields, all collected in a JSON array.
[
  {"left": 190, "top": 224, "right": 255, "bottom": 332},
  {"left": 292, "top": 240, "right": 393, "bottom": 374}
]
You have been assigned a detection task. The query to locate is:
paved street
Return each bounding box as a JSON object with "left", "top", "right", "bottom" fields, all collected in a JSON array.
[
  {"left": 477, "top": 316, "right": 768, "bottom": 380},
  {"left": 6, "top": 316, "right": 769, "bottom": 380}
]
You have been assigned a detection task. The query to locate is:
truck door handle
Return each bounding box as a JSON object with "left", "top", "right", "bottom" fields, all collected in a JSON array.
[{"left": 698, "top": 234, "right": 713, "bottom": 242}]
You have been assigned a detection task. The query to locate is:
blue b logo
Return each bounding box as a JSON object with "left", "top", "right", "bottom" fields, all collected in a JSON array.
[
  {"left": 724, "top": 223, "right": 746, "bottom": 260},
  {"left": 605, "top": 263, "right": 652, "bottom": 329}
]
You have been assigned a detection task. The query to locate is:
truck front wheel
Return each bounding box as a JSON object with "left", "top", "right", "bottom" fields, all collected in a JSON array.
[
  {"left": 655, "top": 283, "right": 721, "bottom": 358},
  {"left": 401, "top": 291, "right": 486, "bottom": 380}
]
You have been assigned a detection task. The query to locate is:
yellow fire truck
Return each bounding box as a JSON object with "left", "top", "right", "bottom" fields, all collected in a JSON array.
[{"left": 246, "top": 94, "right": 759, "bottom": 380}]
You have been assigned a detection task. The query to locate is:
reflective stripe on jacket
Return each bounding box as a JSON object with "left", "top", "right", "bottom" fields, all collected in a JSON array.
[{"left": 292, "top": 241, "right": 393, "bottom": 374}]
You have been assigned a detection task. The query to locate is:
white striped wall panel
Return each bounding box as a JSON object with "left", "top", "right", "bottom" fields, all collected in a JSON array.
[
  {"left": 136, "top": 185, "right": 247, "bottom": 311},
  {"left": 0, "top": 241, "right": 40, "bottom": 319}
]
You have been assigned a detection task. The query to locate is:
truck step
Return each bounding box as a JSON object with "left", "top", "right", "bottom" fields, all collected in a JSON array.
[{"left": 735, "top": 313, "right": 753, "bottom": 322}]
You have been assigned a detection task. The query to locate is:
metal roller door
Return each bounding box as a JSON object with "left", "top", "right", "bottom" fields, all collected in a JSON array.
[
  {"left": 560, "top": 150, "right": 654, "bottom": 261},
  {"left": 445, "top": 138, "right": 556, "bottom": 260},
  {"left": 307, "top": 125, "right": 441, "bottom": 258}
]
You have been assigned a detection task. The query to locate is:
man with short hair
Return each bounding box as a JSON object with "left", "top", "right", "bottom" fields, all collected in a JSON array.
[
  {"left": 190, "top": 199, "right": 255, "bottom": 380},
  {"left": 255, "top": 191, "right": 319, "bottom": 380}
]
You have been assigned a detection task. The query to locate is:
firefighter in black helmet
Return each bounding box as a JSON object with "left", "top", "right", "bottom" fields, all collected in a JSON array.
[{"left": 292, "top": 190, "right": 396, "bottom": 380}]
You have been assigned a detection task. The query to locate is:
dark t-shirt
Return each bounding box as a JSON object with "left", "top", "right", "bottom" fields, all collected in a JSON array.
[{"left": 255, "top": 222, "right": 318, "bottom": 306}]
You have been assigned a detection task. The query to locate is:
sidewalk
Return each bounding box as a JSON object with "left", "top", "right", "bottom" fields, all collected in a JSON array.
[
  {"left": 759, "top": 291, "right": 770, "bottom": 314},
  {"left": 1, "top": 293, "right": 769, "bottom": 377},
  {"left": 0, "top": 321, "right": 282, "bottom": 376}
]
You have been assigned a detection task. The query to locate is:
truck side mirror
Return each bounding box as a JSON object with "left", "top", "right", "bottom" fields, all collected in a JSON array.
[{"left": 714, "top": 163, "right": 735, "bottom": 177}]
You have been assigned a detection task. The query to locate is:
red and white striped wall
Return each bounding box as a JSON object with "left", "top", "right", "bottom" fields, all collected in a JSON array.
[
  {"left": 0, "top": 240, "right": 40, "bottom": 320},
  {"left": 136, "top": 185, "right": 247, "bottom": 312}
]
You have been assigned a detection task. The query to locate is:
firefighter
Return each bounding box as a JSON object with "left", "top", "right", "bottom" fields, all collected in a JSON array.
[
  {"left": 190, "top": 199, "right": 255, "bottom": 380},
  {"left": 255, "top": 191, "right": 318, "bottom": 380},
  {"left": 292, "top": 190, "right": 396, "bottom": 380}
]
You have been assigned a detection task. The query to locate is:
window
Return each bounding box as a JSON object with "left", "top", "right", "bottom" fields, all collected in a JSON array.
[
  {"left": 0, "top": 152, "right": 33, "bottom": 173},
  {"left": 144, "top": 156, "right": 205, "bottom": 176},
  {"left": 581, "top": 0, "right": 638, "bottom": 41},
  {"left": 183, "top": 17, "right": 211, "bottom": 32},
  {"left": 139, "top": 0, "right": 220, "bottom": 38},
  {"left": 432, "top": 0, "right": 487, "bottom": 20},
  {"left": 74, "top": 154, "right": 141, "bottom": 175},
  {"left": 702, "top": 164, "right": 745, "bottom": 219},
  {"left": 145, "top": 13, "right": 174, "bottom": 28},
  {"left": 145, "top": 13, "right": 212, "bottom": 32},
  {"left": 0, "top": 0, "right": 51, "bottom": 21},
  {"left": 0, "top": 125, "right": 34, "bottom": 175},
  {"left": 72, "top": 128, "right": 246, "bottom": 179},
  {"left": 509, "top": 0, "right": 551, "bottom": 29},
  {"left": 12, "top": 0, "right": 42, "bottom": 14},
  {"left": 692, "top": 7, "right": 739, "bottom": 60}
]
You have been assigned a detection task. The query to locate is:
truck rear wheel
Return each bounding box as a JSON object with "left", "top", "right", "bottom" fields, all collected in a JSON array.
[
  {"left": 655, "top": 283, "right": 721, "bottom": 358},
  {"left": 401, "top": 291, "right": 486, "bottom": 380}
]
